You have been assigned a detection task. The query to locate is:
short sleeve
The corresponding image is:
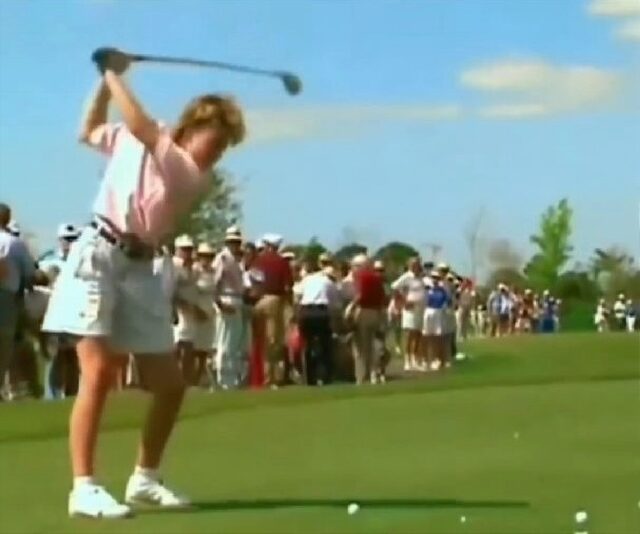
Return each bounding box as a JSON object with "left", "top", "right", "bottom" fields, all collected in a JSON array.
[
  {"left": 152, "top": 129, "right": 203, "bottom": 192},
  {"left": 390, "top": 272, "right": 407, "bottom": 292},
  {"left": 87, "top": 123, "right": 123, "bottom": 155}
]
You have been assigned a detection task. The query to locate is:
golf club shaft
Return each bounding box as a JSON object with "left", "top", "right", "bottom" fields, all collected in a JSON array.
[{"left": 129, "top": 53, "right": 281, "bottom": 79}]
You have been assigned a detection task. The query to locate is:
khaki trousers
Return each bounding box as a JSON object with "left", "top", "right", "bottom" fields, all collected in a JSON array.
[
  {"left": 352, "top": 308, "right": 382, "bottom": 384},
  {"left": 254, "top": 295, "right": 286, "bottom": 384}
]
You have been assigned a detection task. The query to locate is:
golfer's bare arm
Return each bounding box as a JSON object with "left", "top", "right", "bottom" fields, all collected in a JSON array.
[
  {"left": 99, "top": 70, "right": 159, "bottom": 150},
  {"left": 78, "top": 79, "right": 111, "bottom": 143}
]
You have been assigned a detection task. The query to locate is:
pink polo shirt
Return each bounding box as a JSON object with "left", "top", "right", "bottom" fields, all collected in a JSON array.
[{"left": 88, "top": 123, "right": 208, "bottom": 244}]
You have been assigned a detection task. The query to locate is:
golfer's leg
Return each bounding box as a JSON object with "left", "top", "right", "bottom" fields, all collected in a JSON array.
[
  {"left": 70, "top": 337, "right": 124, "bottom": 476},
  {"left": 134, "top": 354, "right": 185, "bottom": 469}
]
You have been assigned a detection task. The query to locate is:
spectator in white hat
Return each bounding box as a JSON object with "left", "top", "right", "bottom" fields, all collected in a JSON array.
[
  {"left": 188, "top": 243, "right": 217, "bottom": 386},
  {"left": 39, "top": 223, "right": 81, "bottom": 274},
  {"left": 38, "top": 223, "right": 81, "bottom": 399},
  {"left": 172, "top": 235, "right": 202, "bottom": 382},
  {"left": 212, "top": 226, "right": 245, "bottom": 389}
]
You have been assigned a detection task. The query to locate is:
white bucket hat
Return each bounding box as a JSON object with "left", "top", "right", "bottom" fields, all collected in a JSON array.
[
  {"left": 262, "top": 233, "right": 283, "bottom": 247},
  {"left": 224, "top": 226, "right": 243, "bottom": 243},
  {"left": 197, "top": 243, "right": 216, "bottom": 255},
  {"left": 57, "top": 223, "right": 80, "bottom": 240},
  {"left": 174, "top": 235, "right": 195, "bottom": 248}
]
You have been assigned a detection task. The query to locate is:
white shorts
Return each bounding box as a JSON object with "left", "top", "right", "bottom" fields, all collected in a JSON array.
[
  {"left": 193, "top": 319, "right": 215, "bottom": 351},
  {"left": 423, "top": 308, "right": 446, "bottom": 336},
  {"left": 401, "top": 304, "right": 425, "bottom": 331},
  {"left": 174, "top": 311, "right": 197, "bottom": 343},
  {"left": 43, "top": 226, "right": 174, "bottom": 355}
]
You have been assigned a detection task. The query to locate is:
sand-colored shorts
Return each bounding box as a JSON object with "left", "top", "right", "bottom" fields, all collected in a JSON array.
[{"left": 43, "top": 226, "right": 173, "bottom": 355}]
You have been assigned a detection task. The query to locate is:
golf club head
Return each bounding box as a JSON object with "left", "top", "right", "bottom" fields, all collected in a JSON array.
[{"left": 280, "top": 72, "right": 302, "bottom": 96}]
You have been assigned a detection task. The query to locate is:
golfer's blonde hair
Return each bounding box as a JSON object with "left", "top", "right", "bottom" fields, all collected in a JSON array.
[{"left": 173, "top": 94, "right": 246, "bottom": 146}]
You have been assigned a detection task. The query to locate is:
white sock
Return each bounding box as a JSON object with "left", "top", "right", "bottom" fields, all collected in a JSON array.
[
  {"left": 73, "top": 476, "right": 95, "bottom": 490},
  {"left": 134, "top": 466, "right": 159, "bottom": 481}
]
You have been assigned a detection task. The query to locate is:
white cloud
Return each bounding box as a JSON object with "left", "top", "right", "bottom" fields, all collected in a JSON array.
[
  {"left": 461, "top": 59, "right": 623, "bottom": 118},
  {"left": 615, "top": 18, "right": 640, "bottom": 40},
  {"left": 245, "top": 104, "right": 462, "bottom": 143},
  {"left": 478, "top": 104, "right": 549, "bottom": 119},
  {"left": 588, "top": 0, "right": 640, "bottom": 18}
]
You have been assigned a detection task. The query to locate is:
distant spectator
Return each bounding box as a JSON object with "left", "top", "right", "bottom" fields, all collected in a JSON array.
[
  {"left": 294, "top": 258, "right": 338, "bottom": 385},
  {"left": 626, "top": 300, "right": 636, "bottom": 333},
  {"left": 350, "top": 254, "right": 386, "bottom": 385},
  {"left": 594, "top": 299, "right": 610, "bottom": 333},
  {"left": 254, "top": 233, "right": 293, "bottom": 387},
  {"left": 613, "top": 294, "right": 626, "bottom": 331},
  {"left": 0, "top": 202, "right": 36, "bottom": 399},
  {"left": 391, "top": 257, "right": 425, "bottom": 371}
]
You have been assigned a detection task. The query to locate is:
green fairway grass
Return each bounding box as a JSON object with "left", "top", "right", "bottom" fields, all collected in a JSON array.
[{"left": 1, "top": 333, "right": 638, "bottom": 533}]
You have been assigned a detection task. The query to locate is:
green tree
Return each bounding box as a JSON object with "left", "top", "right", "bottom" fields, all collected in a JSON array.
[
  {"left": 374, "top": 241, "right": 419, "bottom": 278},
  {"left": 590, "top": 247, "right": 637, "bottom": 298},
  {"left": 524, "top": 198, "right": 573, "bottom": 291},
  {"left": 174, "top": 169, "right": 241, "bottom": 245},
  {"left": 486, "top": 266, "right": 527, "bottom": 291},
  {"left": 334, "top": 243, "right": 368, "bottom": 263},
  {"left": 304, "top": 236, "right": 327, "bottom": 262},
  {"left": 555, "top": 270, "right": 598, "bottom": 301},
  {"left": 283, "top": 237, "right": 328, "bottom": 263}
]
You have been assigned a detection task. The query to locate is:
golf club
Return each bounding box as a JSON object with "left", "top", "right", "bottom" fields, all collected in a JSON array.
[{"left": 127, "top": 51, "right": 302, "bottom": 96}]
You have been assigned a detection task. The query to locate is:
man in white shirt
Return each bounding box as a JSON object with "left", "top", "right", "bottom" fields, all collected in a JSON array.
[
  {"left": 212, "top": 227, "right": 245, "bottom": 389},
  {"left": 295, "top": 261, "right": 339, "bottom": 385}
]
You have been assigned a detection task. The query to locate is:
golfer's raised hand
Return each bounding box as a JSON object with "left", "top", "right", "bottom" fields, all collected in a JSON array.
[{"left": 91, "top": 47, "right": 130, "bottom": 75}]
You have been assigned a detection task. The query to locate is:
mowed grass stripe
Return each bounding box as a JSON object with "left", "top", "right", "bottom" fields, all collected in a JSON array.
[
  {"left": 1, "top": 378, "right": 638, "bottom": 533},
  {"left": 0, "top": 333, "right": 637, "bottom": 444}
]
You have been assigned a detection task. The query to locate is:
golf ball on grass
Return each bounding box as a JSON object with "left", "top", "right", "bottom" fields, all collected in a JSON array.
[
  {"left": 460, "top": 515, "right": 467, "bottom": 523},
  {"left": 347, "top": 503, "right": 359, "bottom": 515},
  {"left": 575, "top": 510, "right": 588, "bottom": 523}
]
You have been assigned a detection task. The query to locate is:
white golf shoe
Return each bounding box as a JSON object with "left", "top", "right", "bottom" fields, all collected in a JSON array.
[
  {"left": 68, "top": 484, "right": 132, "bottom": 519},
  {"left": 125, "top": 474, "right": 191, "bottom": 508}
]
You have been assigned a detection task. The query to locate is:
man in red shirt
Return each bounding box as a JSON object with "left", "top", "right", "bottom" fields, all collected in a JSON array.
[
  {"left": 350, "top": 254, "right": 386, "bottom": 385},
  {"left": 254, "top": 233, "right": 293, "bottom": 387}
]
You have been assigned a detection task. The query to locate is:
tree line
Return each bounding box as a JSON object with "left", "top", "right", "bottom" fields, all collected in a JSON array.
[{"left": 185, "top": 172, "right": 639, "bottom": 304}]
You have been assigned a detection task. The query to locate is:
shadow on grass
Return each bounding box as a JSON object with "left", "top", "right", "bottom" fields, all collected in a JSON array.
[{"left": 140, "top": 498, "right": 530, "bottom": 514}]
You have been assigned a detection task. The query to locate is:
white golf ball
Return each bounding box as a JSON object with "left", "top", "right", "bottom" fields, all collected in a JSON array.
[
  {"left": 575, "top": 510, "right": 588, "bottom": 523},
  {"left": 347, "top": 503, "right": 359, "bottom": 515},
  {"left": 460, "top": 515, "right": 467, "bottom": 523}
]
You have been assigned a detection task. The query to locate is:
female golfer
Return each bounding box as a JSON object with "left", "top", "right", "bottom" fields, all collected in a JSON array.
[{"left": 42, "top": 49, "right": 245, "bottom": 518}]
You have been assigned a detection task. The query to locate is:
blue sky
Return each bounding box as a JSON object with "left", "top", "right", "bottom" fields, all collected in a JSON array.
[{"left": 0, "top": 0, "right": 638, "bottom": 274}]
